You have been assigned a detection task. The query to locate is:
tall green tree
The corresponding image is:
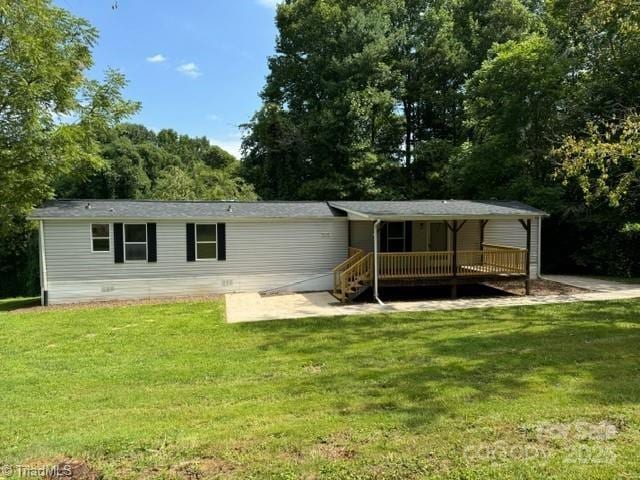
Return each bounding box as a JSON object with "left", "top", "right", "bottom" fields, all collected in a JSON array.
[
  {"left": 0, "top": 0, "right": 139, "bottom": 232},
  {"left": 453, "top": 34, "right": 566, "bottom": 204},
  {"left": 243, "top": 0, "right": 540, "bottom": 200}
]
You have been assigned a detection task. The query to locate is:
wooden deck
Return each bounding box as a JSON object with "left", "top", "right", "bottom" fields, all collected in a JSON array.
[{"left": 333, "top": 244, "right": 528, "bottom": 301}]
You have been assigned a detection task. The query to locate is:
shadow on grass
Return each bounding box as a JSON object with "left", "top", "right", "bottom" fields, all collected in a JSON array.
[
  {"left": 234, "top": 300, "right": 640, "bottom": 427},
  {"left": 0, "top": 297, "right": 40, "bottom": 312}
]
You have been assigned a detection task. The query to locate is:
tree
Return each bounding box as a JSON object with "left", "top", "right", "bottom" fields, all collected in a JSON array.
[
  {"left": 0, "top": 0, "right": 139, "bottom": 232},
  {"left": 246, "top": 0, "right": 406, "bottom": 200},
  {"left": 58, "top": 123, "right": 257, "bottom": 201},
  {"left": 455, "top": 34, "right": 567, "bottom": 203},
  {"left": 243, "top": 0, "right": 540, "bottom": 200},
  {"left": 555, "top": 114, "right": 640, "bottom": 210}
]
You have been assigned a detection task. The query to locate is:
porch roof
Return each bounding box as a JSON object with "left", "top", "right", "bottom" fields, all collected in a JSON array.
[{"left": 328, "top": 200, "right": 548, "bottom": 221}]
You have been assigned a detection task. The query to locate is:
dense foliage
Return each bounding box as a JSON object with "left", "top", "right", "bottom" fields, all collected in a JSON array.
[
  {"left": 243, "top": 0, "right": 640, "bottom": 276},
  {"left": 0, "top": 0, "right": 140, "bottom": 233},
  {"left": 0, "top": 1, "right": 253, "bottom": 297},
  {"left": 56, "top": 124, "right": 256, "bottom": 201}
]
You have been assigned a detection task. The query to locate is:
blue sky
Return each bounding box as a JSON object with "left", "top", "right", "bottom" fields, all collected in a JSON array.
[{"left": 55, "top": 0, "right": 279, "bottom": 157}]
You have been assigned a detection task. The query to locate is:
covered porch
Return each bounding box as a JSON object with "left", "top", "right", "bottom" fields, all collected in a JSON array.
[{"left": 328, "top": 201, "right": 545, "bottom": 302}]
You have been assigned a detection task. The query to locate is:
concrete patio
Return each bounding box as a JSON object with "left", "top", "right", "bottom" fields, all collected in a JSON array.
[{"left": 225, "top": 275, "right": 640, "bottom": 323}]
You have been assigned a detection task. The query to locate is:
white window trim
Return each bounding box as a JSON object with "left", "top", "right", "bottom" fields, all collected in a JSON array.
[
  {"left": 90, "top": 223, "right": 111, "bottom": 253},
  {"left": 123, "top": 223, "right": 148, "bottom": 262},
  {"left": 195, "top": 223, "right": 217, "bottom": 261},
  {"left": 386, "top": 222, "right": 406, "bottom": 252}
]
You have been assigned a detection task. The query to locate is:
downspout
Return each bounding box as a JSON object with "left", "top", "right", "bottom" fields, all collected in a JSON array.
[
  {"left": 373, "top": 219, "right": 384, "bottom": 305},
  {"left": 39, "top": 220, "right": 49, "bottom": 306}
]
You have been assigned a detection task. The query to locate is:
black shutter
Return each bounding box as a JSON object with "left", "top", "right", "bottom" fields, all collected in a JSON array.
[
  {"left": 217, "top": 223, "right": 226, "bottom": 261},
  {"left": 380, "top": 222, "right": 388, "bottom": 253},
  {"left": 186, "top": 223, "right": 195, "bottom": 262},
  {"left": 147, "top": 223, "right": 157, "bottom": 262},
  {"left": 114, "top": 223, "right": 124, "bottom": 263},
  {"left": 404, "top": 221, "right": 413, "bottom": 252}
]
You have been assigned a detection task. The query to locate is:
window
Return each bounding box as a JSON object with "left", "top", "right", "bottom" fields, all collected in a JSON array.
[
  {"left": 124, "top": 224, "right": 147, "bottom": 261},
  {"left": 91, "top": 224, "right": 110, "bottom": 252},
  {"left": 196, "top": 224, "right": 217, "bottom": 260},
  {"left": 386, "top": 222, "right": 406, "bottom": 252}
]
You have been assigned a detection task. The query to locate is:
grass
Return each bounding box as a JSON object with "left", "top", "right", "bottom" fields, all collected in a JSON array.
[
  {"left": 0, "top": 296, "right": 39, "bottom": 311},
  {"left": 0, "top": 298, "right": 639, "bottom": 479}
]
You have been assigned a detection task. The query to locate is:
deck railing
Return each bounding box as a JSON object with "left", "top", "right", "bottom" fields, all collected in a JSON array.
[
  {"left": 477, "top": 244, "right": 528, "bottom": 275},
  {"left": 377, "top": 246, "right": 527, "bottom": 279},
  {"left": 334, "top": 244, "right": 528, "bottom": 300},
  {"left": 379, "top": 251, "right": 453, "bottom": 278}
]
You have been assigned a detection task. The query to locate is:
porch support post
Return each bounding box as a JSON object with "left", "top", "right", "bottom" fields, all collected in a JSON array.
[
  {"left": 480, "top": 220, "right": 489, "bottom": 249},
  {"left": 451, "top": 220, "right": 458, "bottom": 299},
  {"left": 373, "top": 219, "right": 383, "bottom": 304},
  {"left": 519, "top": 218, "right": 532, "bottom": 295}
]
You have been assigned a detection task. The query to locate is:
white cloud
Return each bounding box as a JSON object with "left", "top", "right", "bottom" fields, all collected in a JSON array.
[
  {"left": 257, "top": 0, "right": 279, "bottom": 8},
  {"left": 177, "top": 62, "right": 202, "bottom": 78},
  {"left": 209, "top": 137, "right": 242, "bottom": 159},
  {"left": 146, "top": 54, "right": 166, "bottom": 63},
  {"left": 207, "top": 114, "right": 220, "bottom": 121}
]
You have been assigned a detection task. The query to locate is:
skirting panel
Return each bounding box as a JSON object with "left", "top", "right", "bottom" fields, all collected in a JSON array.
[{"left": 47, "top": 272, "right": 334, "bottom": 304}]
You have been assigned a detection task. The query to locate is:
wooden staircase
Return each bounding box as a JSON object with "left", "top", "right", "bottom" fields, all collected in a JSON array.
[{"left": 332, "top": 248, "right": 373, "bottom": 302}]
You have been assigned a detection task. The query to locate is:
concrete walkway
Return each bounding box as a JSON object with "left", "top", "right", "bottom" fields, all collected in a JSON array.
[
  {"left": 225, "top": 277, "right": 640, "bottom": 323},
  {"left": 542, "top": 274, "right": 639, "bottom": 292}
]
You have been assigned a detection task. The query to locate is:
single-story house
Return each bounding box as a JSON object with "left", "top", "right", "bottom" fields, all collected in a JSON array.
[{"left": 30, "top": 199, "right": 548, "bottom": 305}]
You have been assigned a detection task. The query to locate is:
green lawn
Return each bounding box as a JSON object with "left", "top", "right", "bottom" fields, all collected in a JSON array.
[{"left": 1, "top": 298, "right": 639, "bottom": 479}]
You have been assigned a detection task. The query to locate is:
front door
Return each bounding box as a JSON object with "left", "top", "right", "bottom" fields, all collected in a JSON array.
[{"left": 428, "top": 222, "right": 448, "bottom": 251}]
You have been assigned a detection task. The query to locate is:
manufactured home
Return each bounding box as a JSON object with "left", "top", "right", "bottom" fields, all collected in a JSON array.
[{"left": 30, "top": 200, "right": 547, "bottom": 305}]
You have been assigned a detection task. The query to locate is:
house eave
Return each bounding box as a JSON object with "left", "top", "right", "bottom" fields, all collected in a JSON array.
[
  {"left": 345, "top": 213, "right": 548, "bottom": 221},
  {"left": 28, "top": 215, "right": 349, "bottom": 223}
]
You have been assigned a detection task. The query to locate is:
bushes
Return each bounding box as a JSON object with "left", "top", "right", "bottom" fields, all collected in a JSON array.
[
  {"left": 543, "top": 216, "right": 640, "bottom": 278},
  {"left": 0, "top": 220, "right": 40, "bottom": 298}
]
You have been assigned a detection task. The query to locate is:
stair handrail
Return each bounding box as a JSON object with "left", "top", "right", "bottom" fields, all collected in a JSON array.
[
  {"left": 332, "top": 248, "right": 365, "bottom": 292},
  {"left": 339, "top": 252, "right": 373, "bottom": 296}
]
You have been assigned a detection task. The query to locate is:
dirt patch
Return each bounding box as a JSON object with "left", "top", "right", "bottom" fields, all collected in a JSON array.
[
  {"left": 485, "top": 279, "right": 589, "bottom": 296},
  {"left": 9, "top": 294, "right": 221, "bottom": 314},
  {"left": 303, "top": 362, "right": 326, "bottom": 374},
  {"left": 310, "top": 443, "right": 357, "bottom": 460},
  {"left": 308, "top": 434, "right": 357, "bottom": 460},
  {"left": 169, "top": 458, "right": 235, "bottom": 479},
  {"left": 127, "top": 458, "right": 236, "bottom": 480},
  {"left": 44, "top": 459, "right": 102, "bottom": 479}
]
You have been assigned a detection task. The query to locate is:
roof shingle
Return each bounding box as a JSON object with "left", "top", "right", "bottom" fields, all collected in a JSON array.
[
  {"left": 30, "top": 199, "right": 547, "bottom": 220},
  {"left": 30, "top": 200, "right": 342, "bottom": 219},
  {"left": 328, "top": 200, "right": 547, "bottom": 218}
]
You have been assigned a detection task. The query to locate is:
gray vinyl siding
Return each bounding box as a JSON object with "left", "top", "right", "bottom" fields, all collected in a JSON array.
[
  {"left": 349, "top": 221, "right": 374, "bottom": 252},
  {"left": 351, "top": 220, "right": 481, "bottom": 252},
  {"left": 43, "top": 219, "right": 348, "bottom": 303},
  {"left": 412, "top": 221, "right": 428, "bottom": 251},
  {"left": 458, "top": 220, "right": 481, "bottom": 250},
  {"left": 484, "top": 218, "right": 539, "bottom": 278}
]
